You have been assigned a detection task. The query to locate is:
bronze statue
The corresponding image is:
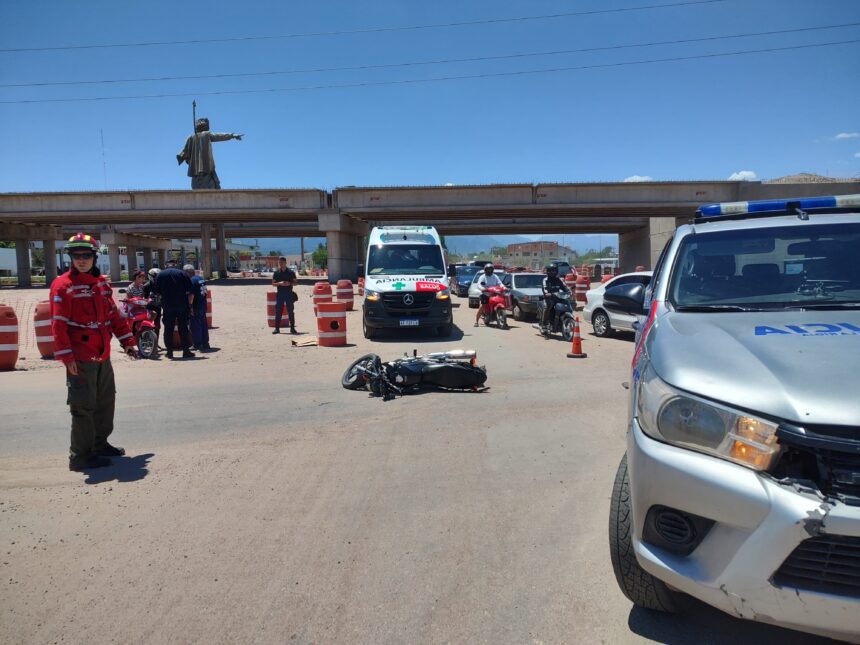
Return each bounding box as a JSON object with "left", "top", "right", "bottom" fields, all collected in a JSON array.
[{"left": 177, "top": 117, "right": 243, "bottom": 189}]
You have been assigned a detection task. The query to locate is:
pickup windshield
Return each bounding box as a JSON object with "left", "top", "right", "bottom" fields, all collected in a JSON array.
[
  {"left": 367, "top": 244, "right": 445, "bottom": 276},
  {"left": 668, "top": 222, "right": 860, "bottom": 309}
]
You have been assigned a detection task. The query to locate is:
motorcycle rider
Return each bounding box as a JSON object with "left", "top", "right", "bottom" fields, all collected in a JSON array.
[
  {"left": 474, "top": 263, "right": 504, "bottom": 327},
  {"left": 540, "top": 262, "right": 570, "bottom": 332}
]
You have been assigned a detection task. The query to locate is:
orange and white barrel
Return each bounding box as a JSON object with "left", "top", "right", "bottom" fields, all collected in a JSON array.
[
  {"left": 600, "top": 274, "right": 614, "bottom": 284},
  {"left": 563, "top": 272, "right": 577, "bottom": 292},
  {"left": 335, "top": 279, "right": 354, "bottom": 311},
  {"left": 205, "top": 290, "right": 213, "bottom": 329},
  {"left": 266, "top": 291, "right": 285, "bottom": 328},
  {"left": 575, "top": 275, "right": 590, "bottom": 305},
  {"left": 316, "top": 302, "right": 347, "bottom": 347},
  {"left": 34, "top": 300, "right": 55, "bottom": 358},
  {"left": 0, "top": 304, "right": 19, "bottom": 371},
  {"left": 357, "top": 276, "right": 364, "bottom": 297},
  {"left": 312, "top": 281, "right": 333, "bottom": 315}
]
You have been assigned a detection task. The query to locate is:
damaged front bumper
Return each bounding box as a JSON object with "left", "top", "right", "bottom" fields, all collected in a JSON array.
[{"left": 628, "top": 419, "right": 860, "bottom": 642}]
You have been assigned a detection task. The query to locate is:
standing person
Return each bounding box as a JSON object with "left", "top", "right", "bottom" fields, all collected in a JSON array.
[
  {"left": 184, "top": 264, "right": 210, "bottom": 351},
  {"left": 271, "top": 256, "right": 298, "bottom": 334},
  {"left": 50, "top": 233, "right": 138, "bottom": 472},
  {"left": 155, "top": 259, "right": 194, "bottom": 359}
]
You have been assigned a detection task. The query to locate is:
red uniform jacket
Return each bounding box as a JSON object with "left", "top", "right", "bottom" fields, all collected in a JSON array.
[{"left": 49, "top": 270, "right": 135, "bottom": 366}]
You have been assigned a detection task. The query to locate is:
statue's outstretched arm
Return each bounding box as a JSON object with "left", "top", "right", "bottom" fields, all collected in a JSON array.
[{"left": 210, "top": 132, "right": 242, "bottom": 142}]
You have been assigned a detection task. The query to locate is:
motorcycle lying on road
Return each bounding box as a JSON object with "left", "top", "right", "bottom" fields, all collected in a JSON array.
[
  {"left": 118, "top": 290, "right": 159, "bottom": 359},
  {"left": 535, "top": 289, "right": 576, "bottom": 341},
  {"left": 342, "top": 349, "right": 488, "bottom": 401},
  {"left": 480, "top": 285, "right": 510, "bottom": 329}
]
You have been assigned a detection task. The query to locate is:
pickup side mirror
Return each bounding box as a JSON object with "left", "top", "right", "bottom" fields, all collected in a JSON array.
[{"left": 604, "top": 283, "right": 646, "bottom": 316}]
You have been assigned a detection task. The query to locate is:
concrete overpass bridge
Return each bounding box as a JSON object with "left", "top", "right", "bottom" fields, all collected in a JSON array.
[{"left": 3, "top": 179, "right": 858, "bottom": 285}]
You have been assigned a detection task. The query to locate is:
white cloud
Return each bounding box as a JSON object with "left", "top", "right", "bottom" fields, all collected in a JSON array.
[
  {"left": 834, "top": 132, "right": 859, "bottom": 140},
  {"left": 855, "top": 152, "right": 860, "bottom": 158},
  {"left": 622, "top": 175, "right": 653, "bottom": 182},
  {"left": 728, "top": 170, "right": 758, "bottom": 181}
]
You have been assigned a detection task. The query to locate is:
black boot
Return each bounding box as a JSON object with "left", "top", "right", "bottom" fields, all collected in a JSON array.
[
  {"left": 290, "top": 327, "right": 298, "bottom": 335},
  {"left": 93, "top": 443, "right": 125, "bottom": 457},
  {"left": 182, "top": 349, "right": 195, "bottom": 358},
  {"left": 272, "top": 328, "right": 280, "bottom": 334},
  {"left": 69, "top": 455, "right": 111, "bottom": 471}
]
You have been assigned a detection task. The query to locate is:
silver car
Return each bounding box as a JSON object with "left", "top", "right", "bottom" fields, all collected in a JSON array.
[
  {"left": 605, "top": 194, "right": 860, "bottom": 642},
  {"left": 582, "top": 271, "right": 652, "bottom": 337},
  {"left": 502, "top": 272, "right": 545, "bottom": 320}
]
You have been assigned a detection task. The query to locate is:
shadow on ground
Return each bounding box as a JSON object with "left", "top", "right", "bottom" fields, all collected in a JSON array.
[
  {"left": 628, "top": 599, "right": 843, "bottom": 644},
  {"left": 84, "top": 453, "right": 154, "bottom": 485}
]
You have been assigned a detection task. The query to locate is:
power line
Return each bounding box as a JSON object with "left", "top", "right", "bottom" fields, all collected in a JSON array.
[
  {"left": 0, "top": 0, "right": 728, "bottom": 53},
  {"left": 3, "top": 22, "right": 856, "bottom": 89},
  {"left": 2, "top": 38, "right": 856, "bottom": 105}
]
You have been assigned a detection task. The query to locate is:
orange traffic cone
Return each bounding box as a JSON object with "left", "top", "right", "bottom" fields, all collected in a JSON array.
[{"left": 567, "top": 315, "right": 587, "bottom": 359}]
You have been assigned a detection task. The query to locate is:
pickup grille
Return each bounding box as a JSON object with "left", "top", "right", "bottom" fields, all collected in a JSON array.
[{"left": 773, "top": 535, "right": 860, "bottom": 598}]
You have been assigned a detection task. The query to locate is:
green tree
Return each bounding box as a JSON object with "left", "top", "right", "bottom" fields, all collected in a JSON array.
[
  {"left": 267, "top": 250, "right": 282, "bottom": 256},
  {"left": 311, "top": 243, "right": 328, "bottom": 269},
  {"left": 0, "top": 241, "right": 15, "bottom": 248}
]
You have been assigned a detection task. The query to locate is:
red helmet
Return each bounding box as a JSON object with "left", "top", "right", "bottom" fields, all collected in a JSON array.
[{"left": 64, "top": 232, "right": 100, "bottom": 255}]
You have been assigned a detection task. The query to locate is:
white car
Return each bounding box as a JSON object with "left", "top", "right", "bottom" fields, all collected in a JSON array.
[
  {"left": 582, "top": 271, "right": 652, "bottom": 337},
  {"left": 467, "top": 269, "right": 506, "bottom": 308}
]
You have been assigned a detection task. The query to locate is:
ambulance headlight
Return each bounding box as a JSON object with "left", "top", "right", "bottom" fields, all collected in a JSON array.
[
  {"left": 435, "top": 289, "right": 450, "bottom": 300},
  {"left": 636, "top": 364, "right": 781, "bottom": 471},
  {"left": 365, "top": 290, "right": 381, "bottom": 302}
]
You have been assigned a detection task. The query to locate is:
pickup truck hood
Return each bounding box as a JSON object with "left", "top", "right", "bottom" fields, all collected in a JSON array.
[
  {"left": 647, "top": 310, "right": 860, "bottom": 427},
  {"left": 364, "top": 275, "right": 447, "bottom": 293}
]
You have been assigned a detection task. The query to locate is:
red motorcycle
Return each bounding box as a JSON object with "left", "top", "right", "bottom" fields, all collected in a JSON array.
[
  {"left": 480, "top": 285, "right": 510, "bottom": 329},
  {"left": 119, "top": 293, "right": 159, "bottom": 359}
]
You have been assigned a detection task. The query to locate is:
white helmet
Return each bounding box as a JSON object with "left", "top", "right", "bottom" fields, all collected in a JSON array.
[{"left": 148, "top": 268, "right": 161, "bottom": 277}]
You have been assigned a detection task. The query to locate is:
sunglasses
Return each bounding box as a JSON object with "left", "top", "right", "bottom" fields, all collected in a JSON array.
[{"left": 71, "top": 253, "right": 95, "bottom": 260}]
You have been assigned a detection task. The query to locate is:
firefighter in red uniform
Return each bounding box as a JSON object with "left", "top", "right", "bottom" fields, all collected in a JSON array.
[{"left": 50, "top": 233, "right": 138, "bottom": 471}]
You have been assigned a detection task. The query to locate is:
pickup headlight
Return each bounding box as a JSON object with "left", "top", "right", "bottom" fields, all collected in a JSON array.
[
  {"left": 365, "top": 289, "right": 380, "bottom": 302},
  {"left": 636, "top": 364, "right": 781, "bottom": 471}
]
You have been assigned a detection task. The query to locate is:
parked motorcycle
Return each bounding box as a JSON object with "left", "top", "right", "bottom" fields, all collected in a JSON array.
[
  {"left": 480, "top": 285, "right": 510, "bottom": 329},
  {"left": 342, "top": 349, "right": 488, "bottom": 401},
  {"left": 118, "top": 290, "right": 159, "bottom": 359},
  {"left": 535, "top": 289, "right": 576, "bottom": 341}
]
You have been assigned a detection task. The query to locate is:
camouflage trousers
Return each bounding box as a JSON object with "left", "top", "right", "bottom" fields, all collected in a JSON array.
[{"left": 66, "top": 360, "right": 117, "bottom": 460}]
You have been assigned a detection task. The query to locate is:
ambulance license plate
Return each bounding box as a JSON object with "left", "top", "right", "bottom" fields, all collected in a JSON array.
[{"left": 399, "top": 319, "right": 419, "bottom": 327}]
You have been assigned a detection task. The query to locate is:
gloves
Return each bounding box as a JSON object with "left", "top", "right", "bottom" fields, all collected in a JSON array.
[{"left": 124, "top": 345, "right": 139, "bottom": 359}]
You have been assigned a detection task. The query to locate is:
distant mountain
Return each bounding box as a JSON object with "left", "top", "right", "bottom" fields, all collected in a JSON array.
[{"left": 444, "top": 234, "right": 618, "bottom": 256}]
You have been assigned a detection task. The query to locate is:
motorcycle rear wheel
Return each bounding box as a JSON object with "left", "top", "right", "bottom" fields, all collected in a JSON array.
[
  {"left": 495, "top": 308, "right": 507, "bottom": 329},
  {"left": 342, "top": 353, "right": 381, "bottom": 390},
  {"left": 137, "top": 329, "right": 158, "bottom": 359}
]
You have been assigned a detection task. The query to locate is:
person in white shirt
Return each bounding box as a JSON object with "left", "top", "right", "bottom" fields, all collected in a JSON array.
[{"left": 475, "top": 264, "right": 503, "bottom": 327}]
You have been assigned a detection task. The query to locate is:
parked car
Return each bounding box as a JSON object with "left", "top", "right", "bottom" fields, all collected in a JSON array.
[
  {"left": 547, "top": 259, "right": 573, "bottom": 277},
  {"left": 453, "top": 265, "right": 480, "bottom": 297},
  {"left": 605, "top": 193, "right": 860, "bottom": 642},
  {"left": 582, "top": 271, "right": 652, "bottom": 337},
  {"left": 501, "top": 272, "right": 545, "bottom": 320},
  {"left": 467, "top": 269, "right": 506, "bottom": 308}
]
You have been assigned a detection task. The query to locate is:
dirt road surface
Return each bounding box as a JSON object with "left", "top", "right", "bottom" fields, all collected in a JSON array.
[{"left": 0, "top": 282, "right": 839, "bottom": 644}]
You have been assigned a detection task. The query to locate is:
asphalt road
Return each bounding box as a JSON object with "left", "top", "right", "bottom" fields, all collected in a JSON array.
[{"left": 0, "top": 286, "right": 843, "bottom": 644}]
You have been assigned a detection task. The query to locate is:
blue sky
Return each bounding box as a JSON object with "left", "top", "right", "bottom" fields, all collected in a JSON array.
[{"left": 1, "top": 0, "right": 859, "bottom": 193}]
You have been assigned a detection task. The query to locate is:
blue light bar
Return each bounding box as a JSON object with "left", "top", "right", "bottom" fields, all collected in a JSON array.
[{"left": 696, "top": 194, "right": 860, "bottom": 218}]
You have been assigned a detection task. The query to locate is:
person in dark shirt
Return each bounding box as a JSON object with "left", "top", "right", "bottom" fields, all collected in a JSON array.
[
  {"left": 272, "top": 256, "right": 298, "bottom": 334},
  {"left": 155, "top": 260, "right": 194, "bottom": 358},
  {"left": 185, "top": 264, "right": 210, "bottom": 351}
]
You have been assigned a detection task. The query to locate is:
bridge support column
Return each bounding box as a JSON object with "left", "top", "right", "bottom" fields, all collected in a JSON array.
[
  {"left": 215, "top": 223, "right": 227, "bottom": 278},
  {"left": 15, "top": 240, "right": 31, "bottom": 288},
  {"left": 618, "top": 227, "right": 651, "bottom": 273},
  {"left": 108, "top": 245, "right": 121, "bottom": 282},
  {"left": 157, "top": 249, "right": 167, "bottom": 269},
  {"left": 200, "top": 224, "right": 212, "bottom": 279},
  {"left": 126, "top": 245, "right": 138, "bottom": 275},
  {"left": 647, "top": 216, "right": 686, "bottom": 269},
  {"left": 43, "top": 239, "right": 57, "bottom": 284},
  {"left": 318, "top": 210, "right": 368, "bottom": 282}
]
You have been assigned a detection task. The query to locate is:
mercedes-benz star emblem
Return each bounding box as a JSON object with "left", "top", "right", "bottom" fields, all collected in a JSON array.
[{"left": 402, "top": 294, "right": 414, "bottom": 305}]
